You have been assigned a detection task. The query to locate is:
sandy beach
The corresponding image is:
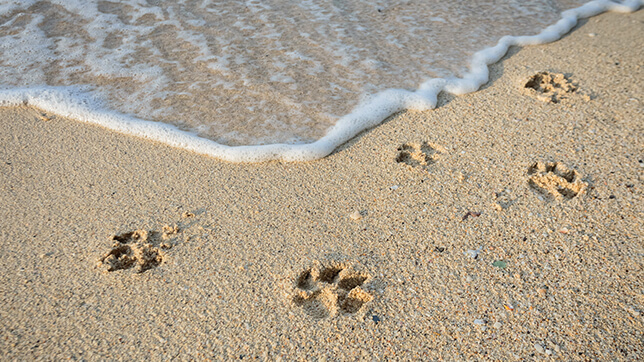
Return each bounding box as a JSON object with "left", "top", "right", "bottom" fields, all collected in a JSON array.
[{"left": 1, "top": 10, "right": 643, "bottom": 360}]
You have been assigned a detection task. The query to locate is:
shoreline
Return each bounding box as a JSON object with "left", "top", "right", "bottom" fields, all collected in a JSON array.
[
  {"left": 0, "top": 1, "right": 641, "bottom": 162},
  {"left": 0, "top": 10, "right": 643, "bottom": 360}
]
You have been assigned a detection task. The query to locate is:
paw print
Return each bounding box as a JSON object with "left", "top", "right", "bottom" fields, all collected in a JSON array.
[
  {"left": 291, "top": 263, "right": 373, "bottom": 319},
  {"left": 524, "top": 71, "right": 578, "bottom": 103},
  {"left": 528, "top": 161, "right": 587, "bottom": 200},
  {"left": 396, "top": 141, "right": 446, "bottom": 170},
  {"left": 98, "top": 225, "right": 179, "bottom": 273}
]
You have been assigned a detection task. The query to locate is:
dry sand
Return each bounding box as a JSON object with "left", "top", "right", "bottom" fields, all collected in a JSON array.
[{"left": 1, "top": 11, "right": 643, "bottom": 361}]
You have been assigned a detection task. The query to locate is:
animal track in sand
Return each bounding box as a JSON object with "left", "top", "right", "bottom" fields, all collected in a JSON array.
[
  {"left": 291, "top": 263, "right": 373, "bottom": 319},
  {"left": 396, "top": 141, "right": 447, "bottom": 170},
  {"left": 528, "top": 161, "right": 587, "bottom": 200},
  {"left": 98, "top": 225, "right": 179, "bottom": 273},
  {"left": 523, "top": 71, "right": 579, "bottom": 103}
]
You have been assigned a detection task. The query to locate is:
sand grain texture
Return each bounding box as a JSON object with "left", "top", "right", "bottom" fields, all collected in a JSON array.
[{"left": 0, "top": 11, "right": 643, "bottom": 360}]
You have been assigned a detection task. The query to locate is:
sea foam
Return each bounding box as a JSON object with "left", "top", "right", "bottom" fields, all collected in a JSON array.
[{"left": 0, "top": 0, "right": 641, "bottom": 162}]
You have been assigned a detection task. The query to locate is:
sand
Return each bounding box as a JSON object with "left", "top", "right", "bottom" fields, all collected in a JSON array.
[{"left": 0, "top": 11, "right": 642, "bottom": 360}]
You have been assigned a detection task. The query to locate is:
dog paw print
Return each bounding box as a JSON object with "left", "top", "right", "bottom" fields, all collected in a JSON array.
[
  {"left": 524, "top": 71, "right": 578, "bottom": 103},
  {"left": 528, "top": 161, "right": 587, "bottom": 200},
  {"left": 291, "top": 264, "right": 373, "bottom": 319},
  {"left": 396, "top": 141, "right": 447, "bottom": 170},
  {"left": 98, "top": 225, "right": 179, "bottom": 273}
]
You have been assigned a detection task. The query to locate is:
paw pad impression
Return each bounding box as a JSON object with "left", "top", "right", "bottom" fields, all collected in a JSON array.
[
  {"left": 292, "top": 263, "right": 373, "bottom": 319},
  {"left": 528, "top": 162, "right": 587, "bottom": 200},
  {"left": 524, "top": 71, "right": 578, "bottom": 103},
  {"left": 396, "top": 141, "right": 446, "bottom": 170},
  {"left": 98, "top": 225, "right": 179, "bottom": 273}
]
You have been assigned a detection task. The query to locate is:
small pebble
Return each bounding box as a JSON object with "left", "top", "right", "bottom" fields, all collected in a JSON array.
[
  {"left": 493, "top": 322, "right": 502, "bottom": 329},
  {"left": 545, "top": 349, "right": 553, "bottom": 355},
  {"left": 538, "top": 288, "right": 548, "bottom": 297},
  {"left": 349, "top": 210, "right": 362, "bottom": 220},
  {"left": 473, "top": 319, "right": 485, "bottom": 325},
  {"left": 535, "top": 343, "right": 545, "bottom": 354},
  {"left": 38, "top": 113, "right": 52, "bottom": 122},
  {"left": 588, "top": 32, "right": 597, "bottom": 37},
  {"left": 465, "top": 276, "right": 473, "bottom": 282},
  {"left": 464, "top": 248, "right": 481, "bottom": 259},
  {"left": 390, "top": 185, "right": 399, "bottom": 190},
  {"left": 372, "top": 315, "right": 381, "bottom": 324}
]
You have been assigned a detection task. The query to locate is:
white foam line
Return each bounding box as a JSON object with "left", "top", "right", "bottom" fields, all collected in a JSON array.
[{"left": 0, "top": 0, "right": 641, "bottom": 163}]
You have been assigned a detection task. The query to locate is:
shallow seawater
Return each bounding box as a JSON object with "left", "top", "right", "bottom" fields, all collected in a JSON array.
[{"left": 0, "top": 0, "right": 587, "bottom": 146}]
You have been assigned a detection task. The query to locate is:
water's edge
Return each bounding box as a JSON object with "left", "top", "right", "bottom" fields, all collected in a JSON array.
[{"left": 1, "top": 0, "right": 641, "bottom": 163}]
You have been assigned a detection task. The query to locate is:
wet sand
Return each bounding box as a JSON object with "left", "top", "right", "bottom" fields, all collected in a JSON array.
[{"left": 0, "top": 11, "right": 642, "bottom": 360}]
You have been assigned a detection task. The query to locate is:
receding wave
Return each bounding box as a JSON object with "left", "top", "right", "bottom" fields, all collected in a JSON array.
[{"left": 0, "top": 0, "right": 641, "bottom": 162}]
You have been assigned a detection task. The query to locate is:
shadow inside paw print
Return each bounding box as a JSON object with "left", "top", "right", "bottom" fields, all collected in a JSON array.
[
  {"left": 292, "top": 264, "right": 373, "bottom": 319},
  {"left": 98, "top": 225, "right": 179, "bottom": 273},
  {"left": 528, "top": 161, "right": 587, "bottom": 200},
  {"left": 396, "top": 141, "right": 446, "bottom": 170}
]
